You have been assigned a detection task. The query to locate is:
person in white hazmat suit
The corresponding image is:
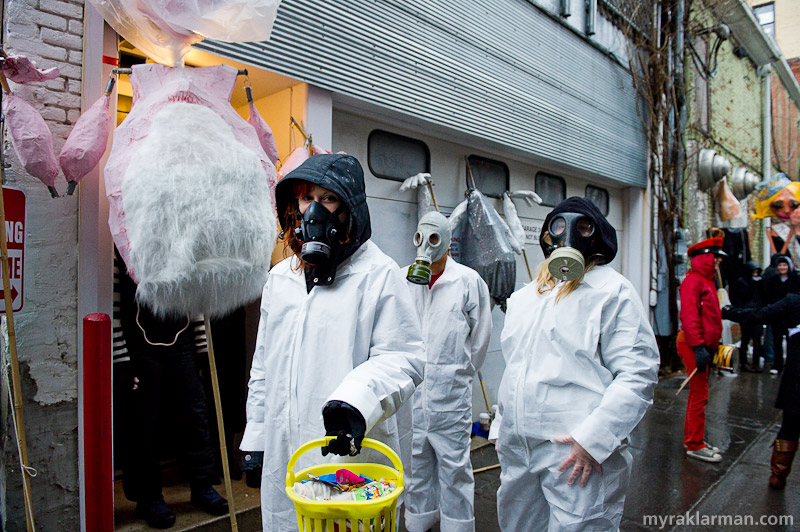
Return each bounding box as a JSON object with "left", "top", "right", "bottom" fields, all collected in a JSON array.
[
  {"left": 402, "top": 211, "right": 492, "bottom": 532},
  {"left": 239, "top": 154, "right": 426, "bottom": 532},
  {"left": 490, "top": 197, "right": 659, "bottom": 531}
]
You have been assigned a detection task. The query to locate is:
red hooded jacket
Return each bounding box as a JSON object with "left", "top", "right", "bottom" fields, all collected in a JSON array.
[{"left": 679, "top": 253, "right": 723, "bottom": 347}]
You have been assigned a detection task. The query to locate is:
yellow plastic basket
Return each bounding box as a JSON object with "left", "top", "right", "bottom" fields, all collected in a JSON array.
[{"left": 285, "top": 437, "right": 404, "bottom": 532}]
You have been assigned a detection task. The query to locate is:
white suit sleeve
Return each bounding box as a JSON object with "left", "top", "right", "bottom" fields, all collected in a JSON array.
[
  {"left": 467, "top": 274, "right": 493, "bottom": 372},
  {"left": 327, "top": 267, "right": 426, "bottom": 432},
  {"left": 240, "top": 283, "right": 270, "bottom": 451},
  {"left": 570, "top": 282, "right": 660, "bottom": 463}
]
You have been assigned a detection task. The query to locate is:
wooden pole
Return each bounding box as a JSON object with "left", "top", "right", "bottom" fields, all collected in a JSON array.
[
  {"left": 0, "top": 168, "right": 35, "bottom": 531},
  {"left": 675, "top": 368, "right": 698, "bottom": 396},
  {"left": 204, "top": 316, "right": 238, "bottom": 531},
  {"left": 426, "top": 181, "right": 439, "bottom": 212}
]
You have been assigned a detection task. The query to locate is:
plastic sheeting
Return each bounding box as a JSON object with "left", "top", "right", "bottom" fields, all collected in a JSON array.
[
  {"left": 246, "top": 87, "right": 279, "bottom": 165},
  {"left": 399, "top": 172, "right": 436, "bottom": 220},
  {"left": 1, "top": 55, "right": 59, "bottom": 84},
  {"left": 59, "top": 83, "right": 114, "bottom": 192},
  {"left": 450, "top": 189, "right": 518, "bottom": 307},
  {"left": 86, "top": 0, "right": 280, "bottom": 66},
  {"left": 2, "top": 93, "right": 60, "bottom": 196}
]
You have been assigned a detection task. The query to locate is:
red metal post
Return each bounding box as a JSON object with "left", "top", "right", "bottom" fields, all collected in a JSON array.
[{"left": 83, "top": 313, "right": 113, "bottom": 532}]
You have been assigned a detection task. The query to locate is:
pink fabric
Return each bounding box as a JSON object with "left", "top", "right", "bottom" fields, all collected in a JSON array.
[
  {"left": 247, "top": 101, "right": 279, "bottom": 165},
  {"left": 1, "top": 93, "right": 59, "bottom": 187},
  {"left": 104, "top": 63, "right": 276, "bottom": 279},
  {"left": 2, "top": 55, "right": 60, "bottom": 84},
  {"left": 277, "top": 145, "right": 334, "bottom": 180},
  {"left": 59, "top": 94, "right": 112, "bottom": 183}
]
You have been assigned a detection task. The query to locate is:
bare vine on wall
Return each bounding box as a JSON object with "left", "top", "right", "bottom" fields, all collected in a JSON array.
[{"left": 605, "top": 0, "right": 730, "bottom": 370}]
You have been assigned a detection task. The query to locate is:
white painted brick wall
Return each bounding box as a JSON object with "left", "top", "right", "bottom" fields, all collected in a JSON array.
[{"left": 2, "top": 0, "right": 86, "bottom": 528}]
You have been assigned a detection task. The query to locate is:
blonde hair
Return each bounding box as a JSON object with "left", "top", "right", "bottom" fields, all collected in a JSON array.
[{"left": 534, "top": 258, "right": 597, "bottom": 303}]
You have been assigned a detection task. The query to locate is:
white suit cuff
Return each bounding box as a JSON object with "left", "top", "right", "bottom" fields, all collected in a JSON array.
[
  {"left": 571, "top": 420, "right": 619, "bottom": 464},
  {"left": 239, "top": 421, "right": 265, "bottom": 451},
  {"left": 327, "top": 386, "right": 383, "bottom": 433}
]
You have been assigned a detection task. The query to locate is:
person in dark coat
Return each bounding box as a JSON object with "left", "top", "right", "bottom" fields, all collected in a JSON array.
[
  {"left": 678, "top": 237, "right": 725, "bottom": 463},
  {"left": 723, "top": 296, "right": 800, "bottom": 489},
  {"left": 729, "top": 261, "right": 764, "bottom": 372},
  {"left": 762, "top": 256, "right": 800, "bottom": 374}
]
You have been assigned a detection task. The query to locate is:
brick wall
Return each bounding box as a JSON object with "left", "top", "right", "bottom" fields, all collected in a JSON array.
[{"left": 1, "top": 0, "right": 84, "bottom": 529}]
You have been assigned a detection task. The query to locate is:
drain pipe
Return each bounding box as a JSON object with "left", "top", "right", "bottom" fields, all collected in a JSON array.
[{"left": 759, "top": 64, "right": 772, "bottom": 267}]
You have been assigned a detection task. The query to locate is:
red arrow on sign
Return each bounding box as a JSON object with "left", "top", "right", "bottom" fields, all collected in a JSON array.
[{"left": 0, "top": 285, "right": 19, "bottom": 302}]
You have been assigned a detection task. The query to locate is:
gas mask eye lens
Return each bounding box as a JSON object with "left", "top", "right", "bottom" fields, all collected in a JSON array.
[
  {"left": 413, "top": 231, "right": 423, "bottom": 246},
  {"left": 429, "top": 233, "right": 440, "bottom": 245},
  {"left": 577, "top": 218, "right": 594, "bottom": 237},
  {"left": 550, "top": 217, "right": 567, "bottom": 236}
]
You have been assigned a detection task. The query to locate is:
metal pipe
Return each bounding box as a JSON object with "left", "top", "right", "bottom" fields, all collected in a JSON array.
[
  {"left": 585, "top": 0, "right": 597, "bottom": 35},
  {"left": 760, "top": 64, "right": 772, "bottom": 267},
  {"left": 111, "top": 67, "right": 249, "bottom": 76},
  {"left": 83, "top": 314, "right": 113, "bottom": 532}
]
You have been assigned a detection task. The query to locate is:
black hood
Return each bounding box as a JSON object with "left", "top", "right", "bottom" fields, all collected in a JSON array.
[
  {"left": 276, "top": 154, "right": 372, "bottom": 263},
  {"left": 540, "top": 196, "right": 617, "bottom": 264}
]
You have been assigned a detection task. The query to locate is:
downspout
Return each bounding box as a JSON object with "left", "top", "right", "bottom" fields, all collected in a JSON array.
[{"left": 760, "top": 64, "right": 772, "bottom": 267}]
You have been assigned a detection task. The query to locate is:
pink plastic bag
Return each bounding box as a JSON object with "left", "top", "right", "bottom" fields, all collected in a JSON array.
[
  {"left": 59, "top": 79, "right": 115, "bottom": 194},
  {"left": 2, "top": 93, "right": 59, "bottom": 197},
  {"left": 277, "top": 145, "right": 335, "bottom": 180},
  {"left": 1, "top": 55, "right": 60, "bottom": 84},
  {"left": 245, "top": 87, "right": 278, "bottom": 165}
]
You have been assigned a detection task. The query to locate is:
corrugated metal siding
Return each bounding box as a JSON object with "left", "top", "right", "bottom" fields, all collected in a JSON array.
[{"left": 195, "top": 0, "right": 647, "bottom": 187}]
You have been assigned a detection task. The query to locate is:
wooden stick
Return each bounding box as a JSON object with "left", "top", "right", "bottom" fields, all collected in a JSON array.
[
  {"left": 477, "top": 370, "right": 492, "bottom": 415},
  {"left": 426, "top": 181, "right": 439, "bottom": 212},
  {"left": 0, "top": 168, "right": 34, "bottom": 531},
  {"left": 473, "top": 463, "right": 501, "bottom": 474},
  {"left": 0, "top": 71, "right": 11, "bottom": 95},
  {"left": 204, "top": 316, "right": 238, "bottom": 532},
  {"left": 522, "top": 248, "right": 533, "bottom": 281},
  {"left": 675, "top": 368, "right": 698, "bottom": 396}
]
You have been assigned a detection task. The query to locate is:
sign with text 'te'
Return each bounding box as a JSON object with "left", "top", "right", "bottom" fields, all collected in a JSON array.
[{"left": 1, "top": 187, "right": 25, "bottom": 313}]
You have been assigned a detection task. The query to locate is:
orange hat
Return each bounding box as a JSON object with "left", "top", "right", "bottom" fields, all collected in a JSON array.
[{"left": 687, "top": 237, "right": 727, "bottom": 258}]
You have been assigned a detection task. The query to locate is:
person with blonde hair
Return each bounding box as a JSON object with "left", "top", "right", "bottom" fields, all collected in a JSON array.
[{"left": 491, "top": 197, "right": 659, "bottom": 531}]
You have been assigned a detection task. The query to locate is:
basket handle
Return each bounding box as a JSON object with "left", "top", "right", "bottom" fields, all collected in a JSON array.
[{"left": 286, "top": 437, "right": 404, "bottom": 487}]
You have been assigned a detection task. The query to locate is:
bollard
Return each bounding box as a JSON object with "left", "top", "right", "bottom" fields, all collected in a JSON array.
[{"left": 83, "top": 313, "right": 113, "bottom": 532}]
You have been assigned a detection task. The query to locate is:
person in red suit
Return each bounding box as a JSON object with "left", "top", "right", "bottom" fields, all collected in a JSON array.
[{"left": 678, "top": 237, "right": 726, "bottom": 463}]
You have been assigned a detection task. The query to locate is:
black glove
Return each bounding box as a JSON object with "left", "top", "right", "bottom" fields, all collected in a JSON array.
[
  {"left": 692, "top": 345, "right": 712, "bottom": 373},
  {"left": 321, "top": 400, "right": 366, "bottom": 457},
  {"left": 241, "top": 451, "right": 263, "bottom": 488}
]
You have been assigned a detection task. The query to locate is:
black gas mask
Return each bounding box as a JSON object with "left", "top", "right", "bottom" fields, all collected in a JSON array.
[
  {"left": 294, "top": 201, "right": 346, "bottom": 266},
  {"left": 545, "top": 212, "right": 597, "bottom": 281}
]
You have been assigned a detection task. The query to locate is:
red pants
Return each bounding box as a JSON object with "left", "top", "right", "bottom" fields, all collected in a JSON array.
[{"left": 677, "top": 331, "right": 710, "bottom": 451}]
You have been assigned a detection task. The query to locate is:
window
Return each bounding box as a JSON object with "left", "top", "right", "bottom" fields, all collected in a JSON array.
[
  {"left": 535, "top": 172, "right": 566, "bottom": 207},
  {"left": 585, "top": 185, "right": 610, "bottom": 216},
  {"left": 466, "top": 155, "right": 509, "bottom": 198},
  {"left": 367, "top": 130, "right": 430, "bottom": 182},
  {"left": 753, "top": 3, "right": 775, "bottom": 37}
]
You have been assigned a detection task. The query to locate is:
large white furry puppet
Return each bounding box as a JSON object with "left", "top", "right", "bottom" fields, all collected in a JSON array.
[{"left": 104, "top": 64, "right": 277, "bottom": 318}]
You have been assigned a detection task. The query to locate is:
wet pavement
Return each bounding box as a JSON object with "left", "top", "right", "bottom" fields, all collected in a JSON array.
[
  {"left": 458, "top": 370, "right": 800, "bottom": 532},
  {"left": 136, "top": 369, "right": 800, "bottom": 531}
]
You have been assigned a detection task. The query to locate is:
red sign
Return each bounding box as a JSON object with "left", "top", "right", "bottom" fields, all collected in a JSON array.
[{"left": 1, "top": 187, "right": 25, "bottom": 312}]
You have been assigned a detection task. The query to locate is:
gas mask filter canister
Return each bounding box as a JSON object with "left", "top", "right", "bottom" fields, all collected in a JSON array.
[
  {"left": 546, "top": 212, "right": 595, "bottom": 282},
  {"left": 295, "top": 201, "right": 345, "bottom": 265},
  {"left": 407, "top": 211, "right": 451, "bottom": 285}
]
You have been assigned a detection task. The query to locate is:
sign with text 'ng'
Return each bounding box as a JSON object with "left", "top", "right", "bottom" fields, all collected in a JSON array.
[{"left": 1, "top": 187, "right": 25, "bottom": 312}]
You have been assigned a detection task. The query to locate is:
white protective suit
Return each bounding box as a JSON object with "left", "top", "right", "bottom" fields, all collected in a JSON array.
[
  {"left": 404, "top": 258, "right": 493, "bottom": 532},
  {"left": 241, "top": 240, "right": 426, "bottom": 532},
  {"left": 494, "top": 265, "right": 659, "bottom": 532}
]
